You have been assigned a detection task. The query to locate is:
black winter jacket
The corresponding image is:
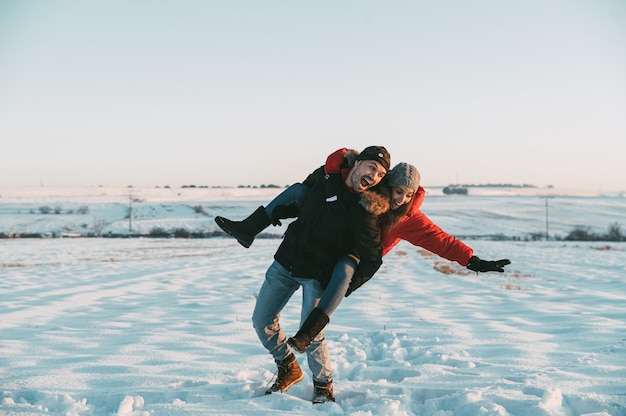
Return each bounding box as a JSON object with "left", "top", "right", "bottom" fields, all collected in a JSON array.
[{"left": 273, "top": 164, "right": 389, "bottom": 290}]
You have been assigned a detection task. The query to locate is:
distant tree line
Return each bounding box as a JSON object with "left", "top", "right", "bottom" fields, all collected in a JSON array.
[
  {"left": 35, "top": 206, "right": 89, "bottom": 215},
  {"left": 178, "top": 184, "right": 286, "bottom": 189},
  {"left": 3, "top": 222, "right": 623, "bottom": 241},
  {"left": 454, "top": 183, "right": 537, "bottom": 188},
  {"left": 563, "top": 222, "right": 623, "bottom": 241},
  {"left": 525, "top": 222, "right": 623, "bottom": 242}
]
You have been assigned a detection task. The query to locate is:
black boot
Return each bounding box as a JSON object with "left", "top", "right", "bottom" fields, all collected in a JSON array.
[
  {"left": 265, "top": 353, "right": 304, "bottom": 394},
  {"left": 312, "top": 379, "right": 335, "bottom": 404},
  {"left": 287, "top": 308, "right": 330, "bottom": 354},
  {"left": 214, "top": 206, "right": 272, "bottom": 248}
]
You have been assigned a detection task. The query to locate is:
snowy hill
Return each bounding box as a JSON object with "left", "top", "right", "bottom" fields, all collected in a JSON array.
[{"left": 1, "top": 186, "right": 625, "bottom": 240}]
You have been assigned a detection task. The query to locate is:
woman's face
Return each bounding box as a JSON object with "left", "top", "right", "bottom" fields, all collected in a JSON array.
[{"left": 389, "top": 185, "right": 414, "bottom": 210}]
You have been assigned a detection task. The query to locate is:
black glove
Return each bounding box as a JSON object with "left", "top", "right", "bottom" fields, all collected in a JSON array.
[
  {"left": 467, "top": 256, "right": 511, "bottom": 273},
  {"left": 270, "top": 204, "right": 300, "bottom": 226},
  {"left": 345, "top": 275, "right": 372, "bottom": 297},
  {"left": 344, "top": 267, "right": 376, "bottom": 297}
]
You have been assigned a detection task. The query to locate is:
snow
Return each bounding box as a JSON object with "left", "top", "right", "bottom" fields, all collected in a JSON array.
[{"left": 1, "top": 186, "right": 625, "bottom": 416}]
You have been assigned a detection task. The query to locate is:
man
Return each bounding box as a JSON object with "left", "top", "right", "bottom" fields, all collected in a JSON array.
[{"left": 215, "top": 146, "right": 391, "bottom": 403}]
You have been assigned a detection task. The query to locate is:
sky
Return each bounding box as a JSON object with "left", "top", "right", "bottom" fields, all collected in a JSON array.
[
  {"left": 1, "top": 189, "right": 625, "bottom": 415},
  {"left": 1, "top": 0, "right": 625, "bottom": 192}
]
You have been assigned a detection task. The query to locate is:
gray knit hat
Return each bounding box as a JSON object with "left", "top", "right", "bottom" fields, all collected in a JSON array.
[{"left": 387, "top": 162, "right": 420, "bottom": 191}]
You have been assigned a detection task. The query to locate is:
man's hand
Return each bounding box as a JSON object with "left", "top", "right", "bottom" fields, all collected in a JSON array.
[{"left": 467, "top": 256, "right": 511, "bottom": 273}]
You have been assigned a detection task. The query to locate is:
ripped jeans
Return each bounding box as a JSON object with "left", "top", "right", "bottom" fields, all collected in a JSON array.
[{"left": 252, "top": 260, "right": 332, "bottom": 382}]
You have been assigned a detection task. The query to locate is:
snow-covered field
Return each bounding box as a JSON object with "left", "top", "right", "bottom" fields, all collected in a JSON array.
[{"left": 1, "top": 187, "right": 625, "bottom": 416}]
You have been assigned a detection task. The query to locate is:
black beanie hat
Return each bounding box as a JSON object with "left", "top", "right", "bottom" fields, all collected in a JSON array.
[{"left": 356, "top": 146, "right": 391, "bottom": 171}]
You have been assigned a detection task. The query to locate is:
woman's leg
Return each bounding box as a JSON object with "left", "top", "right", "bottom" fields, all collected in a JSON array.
[
  {"left": 317, "top": 255, "right": 357, "bottom": 317},
  {"left": 287, "top": 255, "right": 357, "bottom": 354},
  {"left": 215, "top": 183, "right": 310, "bottom": 248},
  {"left": 265, "top": 182, "right": 310, "bottom": 221}
]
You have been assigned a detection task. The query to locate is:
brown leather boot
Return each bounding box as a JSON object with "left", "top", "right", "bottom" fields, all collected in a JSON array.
[
  {"left": 312, "top": 379, "right": 335, "bottom": 404},
  {"left": 265, "top": 353, "right": 304, "bottom": 394}
]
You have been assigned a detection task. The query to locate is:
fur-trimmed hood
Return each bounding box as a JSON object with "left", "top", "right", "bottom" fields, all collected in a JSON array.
[
  {"left": 359, "top": 185, "right": 390, "bottom": 216},
  {"left": 343, "top": 148, "right": 360, "bottom": 167},
  {"left": 324, "top": 148, "right": 359, "bottom": 175}
]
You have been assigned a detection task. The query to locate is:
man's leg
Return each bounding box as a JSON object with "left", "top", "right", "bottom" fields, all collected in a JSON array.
[
  {"left": 297, "top": 277, "right": 333, "bottom": 382},
  {"left": 252, "top": 261, "right": 300, "bottom": 361},
  {"left": 253, "top": 261, "right": 305, "bottom": 394},
  {"left": 298, "top": 277, "right": 336, "bottom": 403}
]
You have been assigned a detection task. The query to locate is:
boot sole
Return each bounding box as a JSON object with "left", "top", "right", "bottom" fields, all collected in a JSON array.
[
  {"left": 312, "top": 395, "right": 335, "bottom": 404},
  {"left": 214, "top": 217, "right": 253, "bottom": 248},
  {"left": 264, "top": 371, "right": 304, "bottom": 395},
  {"left": 282, "top": 372, "right": 304, "bottom": 392}
]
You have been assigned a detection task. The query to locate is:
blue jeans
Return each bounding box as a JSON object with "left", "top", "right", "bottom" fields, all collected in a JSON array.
[
  {"left": 252, "top": 261, "right": 333, "bottom": 382},
  {"left": 264, "top": 183, "right": 356, "bottom": 318},
  {"left": 318, "top": 255, "right": 356, "bottom": 316}
]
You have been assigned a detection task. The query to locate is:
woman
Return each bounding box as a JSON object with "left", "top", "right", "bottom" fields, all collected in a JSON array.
[{"left": 215, "top": 149, "right": 510, "bottom": 353}]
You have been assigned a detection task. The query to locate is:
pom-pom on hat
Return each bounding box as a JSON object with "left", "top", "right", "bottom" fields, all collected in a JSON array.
[
  {"left": 356, "top": 146, "right": 391, "bottom": 171},
  {"left": 387, "top": 162, "right": 420, "bottom": 191}
]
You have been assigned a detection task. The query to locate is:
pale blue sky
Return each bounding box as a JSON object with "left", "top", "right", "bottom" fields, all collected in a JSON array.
[{"left": 1, "top": 0, "right": 625, "bottom": 191}]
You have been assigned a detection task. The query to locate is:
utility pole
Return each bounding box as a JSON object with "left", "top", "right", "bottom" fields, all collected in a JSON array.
[
  {"left": 125, "top": 189, "right": 137, "bottom": 233},
  {"left": 546, "top": 198, "right": 550, "bottom": 241},
  {"left": 541, "top": 196, "right": 554, "bottom": 240}
]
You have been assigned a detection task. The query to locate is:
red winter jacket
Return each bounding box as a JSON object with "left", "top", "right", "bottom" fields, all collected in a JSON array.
[
  {"left": 326, "top": 148, "right": 474, "bottom": 266},
  {"left": 381, "top": 186, "right": 474, "bottom": 266}
]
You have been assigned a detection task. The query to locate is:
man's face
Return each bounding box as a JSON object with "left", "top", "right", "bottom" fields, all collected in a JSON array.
[{"left": 346, "top": 160, "right": 387, "bottom": 193}]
